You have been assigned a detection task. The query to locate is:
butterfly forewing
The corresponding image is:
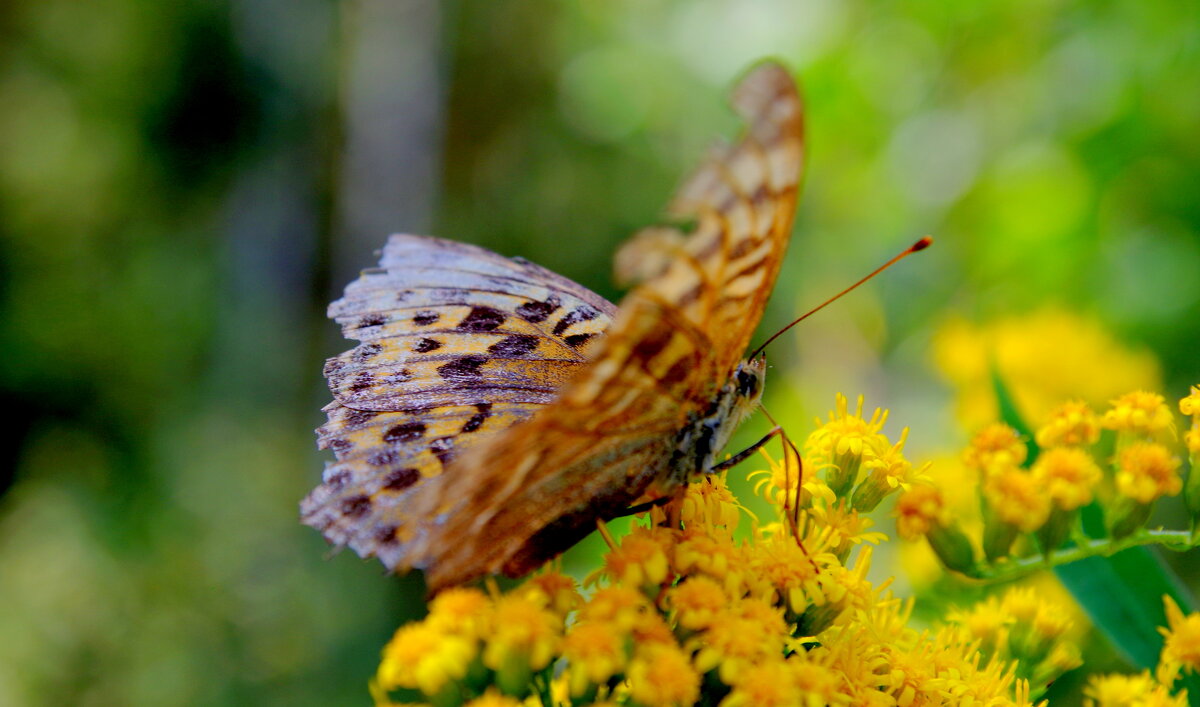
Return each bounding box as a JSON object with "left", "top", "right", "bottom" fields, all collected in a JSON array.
[
  {"left": 301, "top": 235, "right": 616, "bottom": 559},
  {"left": 391, "top": 63, "right": 805, "bottom": 590}
]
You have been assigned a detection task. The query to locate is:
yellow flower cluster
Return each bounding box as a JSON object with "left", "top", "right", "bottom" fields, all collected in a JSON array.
[
  {"left": 899, "top": 386, "right": 1197, "bottom": 569},
  {"left": 1083, "top": 596, "right": 1200, "bottom": 707},
  {"left": 372, "top": 395, "right": 1061, "bottom": 706}
]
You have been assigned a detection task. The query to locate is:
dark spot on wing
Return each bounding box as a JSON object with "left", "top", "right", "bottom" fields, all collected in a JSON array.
[
  {"left": 632, "top": 328, "right": 672, "bottom": 362},
  {"left": 326, "top": 438, "right": 353, "bottom": 453},
  {"left": 488, "top": 334, "right": 538, "bottom": 357},
  {"left": 553, "top": 305, "right": 599, "bottom": 336},
  {"left": 459, "top": 306, "right": 506, "bottom": 332},
  {"left": 382, "top": 467, "right": 420, "bottom": 491},
  {"left": 662, "top": 358, "right": 691, "bottom": 386},
  {"left": 323, "top": 358, "right": 346, "bottom": 377},
  {"left": 396, "top": 290, "right": 414, "bottom": 303},
  {"left": 358, "top": 313, "right": 386, "bottom": 328},
  {"left": 385, "top": 368, "right": 414, "bottom": 385},
  {"left": 437, "top": 355, "right": 487, "bottom": 381},
  {"left": 564, "top": 333, "right": 594, "bottom": 349},
  {"left": 368, "top": 450, "right": 399, "bottom": 466},
  {"left": 430, "top": 436, "right": 455, "bottom": 466},
  {"left": 341, "top": 495, "right": 372, "bottom": 518},
  {"left": 462, "top": 404, "right": 492, "bottom": 433},
  {"left": 343, "top": 408, "right": 378, "bottom": 426},
  {"left": 325, "top": 469, "right": 350, "bottom": 489},
  {"left": 414, "top": 338, "right": 442, "bottom": 353},
  {"left": 729, "top": 235, "right": 759, "bottom": 260},
  {"left": 383, "top": 422, "right": 426, "bottom": 443},
  {"left": 373, "top": 524, "right": 399, "bottom": 544},
  {"left": 349, "top": 373, "right": 374, "bottom": 392},
  {"left": 353, "top": 343, "right": 383, "bottom": 362},
  {"left": 413, "top": 311, "right": 439, "bottom": 326},
  {"left": 517, "top": 295, "right": 561, "bottom": 323}
]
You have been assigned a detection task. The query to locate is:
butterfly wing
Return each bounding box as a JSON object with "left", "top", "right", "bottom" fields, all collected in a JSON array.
[
  {"left": 302, "top": 234, "right": 616, "bottom": 562},
  {"left": 402, "top": 62, "right": 805, "bottom": 590}
]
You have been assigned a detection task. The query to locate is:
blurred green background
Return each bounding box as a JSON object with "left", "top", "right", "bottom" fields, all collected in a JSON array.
[{"left": 1, "top": 0, "right": 1197, "bottom": 704}]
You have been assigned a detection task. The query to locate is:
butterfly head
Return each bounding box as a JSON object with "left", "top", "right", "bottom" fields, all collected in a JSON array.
[{"left": 733, "top": 356, "right": 768, "bottom": 420}]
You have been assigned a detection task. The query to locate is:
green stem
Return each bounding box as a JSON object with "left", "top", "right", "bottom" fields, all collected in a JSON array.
[{"left": 960, "top": 530, "right": 1199, "bottom": 582}]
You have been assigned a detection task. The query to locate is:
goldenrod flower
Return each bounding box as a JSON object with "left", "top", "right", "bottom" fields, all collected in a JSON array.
[
  {"left": 932, "top": 309, "right": 1160, "bottom": 428},
  {"left": 626, "top": 643, "right": 700, "bottom": 707},
  {"left": 426, "top": 586, "right": 492, "bottom": 638},
  {"left": 692, "top": 598, "right": 787, "bottom": 682},
  {"left": 895, "top": 483, "right": 948, "bottom": 540},
  {"left": 673, "top": 528, "right": 746, "bottom": 596},
  {"left": 597, "top": 525, "right": 673, "bottom": 591},
  {"left": 748, "top": 526, "right": 834, "bottom": 616},
  {"left": 667, "top": 576, "right": 727, "bottom": 631},
  {"left": 854, "top": 428, "right": 922, "bottom": 512},
  {"left": 1102, "top": 391, "right": 1175, "bottom": 439},
  {"left": 1115, "top": 442, "right": 1182, "bottom": 504},
  {"left": 562, "top": 621, "right": 627, "bottom": 697},
  {"left": 964, "top": 422, "right": 1028, "bottom": 475},
  {"left": 463, "top": 690, "right": 524, "bottom": 707},
  {"left": 482, "top": 594, "right": 561, "bottom": 694},
  {"left": 806, "top": 393, "right": 890, "bottom": 496},
  {"left": 717, "top": 658, "right": 821, "bottom": 707},
  {"left": 1182, "top": 385, "right": 1200, "bottom": 455},
  {"left": 518, "top": 570, "right": 581, "bottom": 618},
  {"left": 1036, "top": 400, "right": 1100, "bottom": 447},
  {"left": 1032, "top": 447, "right": 1101, "bottom": 511},
  {"left": 807, "top": 500, "right": 887, "bottom": 560},
  {"left": 377, "top": 621, "right": 476, "bottom": 698},
  {"left": 1157, "top": 595, "right": 1200, "bottom": 687},
  {"left": 577, "top": 585, "right": 651, "bottom": 634},
  {"left": 1084, "top": 671, "right": 1186, "bottom": 707},
  {"left": 680, "top": 474, "right": 744, "bottom": 531},
  {"left": 984, "top": 466, "right": 1050, "bottom": 532}
]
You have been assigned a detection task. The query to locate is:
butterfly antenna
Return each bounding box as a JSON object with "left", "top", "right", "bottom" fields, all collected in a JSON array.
[{"left": 749, "top": 236, "right": 933, "bottom": 360}]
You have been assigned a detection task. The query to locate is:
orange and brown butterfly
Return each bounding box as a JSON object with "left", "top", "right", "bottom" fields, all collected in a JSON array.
[{"left": 301, "top": 61, "right": 804, "bottom": 592}]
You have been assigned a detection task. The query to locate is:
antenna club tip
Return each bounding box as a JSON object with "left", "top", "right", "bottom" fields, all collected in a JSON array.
[{"left": 912, "top": 236, "right": 933, "bottom": 252}]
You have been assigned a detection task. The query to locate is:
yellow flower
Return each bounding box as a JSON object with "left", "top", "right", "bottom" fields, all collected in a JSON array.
[
  {"left": 377, "top": 621, "right": 476, "bottom": 698},
  {"left": 626, "top": 643, "right": 700, "bottom": 707},
  {"left": 806, "top": 394, "right": 890, "bottom": 496},
  {"left": 463, "top": 690, "right": 524, "bottom": 707},
  {"left": 932, "top": 309, "right": 1161, "bottom": 428},
  {"left": 964, "top": 422, "right": 1027, "bottom": 474},
  {"left": 895, "top": 483, "right": 948, "bottom": 540},
  {"left": 1102, "top": 391, "right": 1175, "bottom": 439},
  {"left": 597, "top": 525, "right": 673, "bottom": 590},
  {"left": 426, "top": 586, "right": 492, "bottom": 638},
  {"left": 984, "top": 465, "right": 1051, "bottom": 532},
  {"left": 562, "top": 621, "right": 627, "bottom": 697},
  {"left": 807, "top": 500, "right": 887, "bottom": 560},
  {"left": 1115, "top": 442, "right": 1182, "bottom": 504},
  {"left": 577, "top": 585, "right": 652, "bottom": 634},
  {"left": 518, "top": 570, "right": 581, "bottom": 618},
  {"left": 667, "top": 576, "right": 728, "bottom": 631},
  {"left": 1036, "top": 400, "right": 1100, "bottom": 447},
  {"left": 1032, "top": 447, "right": 1102, "bottom": 511},
  {"left": 692, "top": 598, "right": 787, "bottom": 683},
  {"left": 1084, "top": 671, "right": 1186, "bottom": 707},
  {"left": 674, "top": 528, "right": 746, "bottom": 595},
  {"left": 1157, "top": 595, "right": 1200, "bottom": 686},
  {"left": 482, "top": 594, "right": 561, "bottom": 693},
  {"left": 854, "top": 428, "right": 923, "bottom": 511},
  {"left": 681, "top": 473, "right": 745, "bottom": 531},
  {"left": 1182, "top": 385, "right": 1200, "bottom": 455},
  {"left": 748, "top": 526, "right": 835, "bottom": 616},
  {"left": 717, "top": 658, "right": 812, "bottom": 707}
]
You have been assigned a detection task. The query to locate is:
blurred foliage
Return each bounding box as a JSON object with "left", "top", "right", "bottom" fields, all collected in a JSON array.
[{"left": 0, "top": 0, "right": 1196, "bottom": 705}]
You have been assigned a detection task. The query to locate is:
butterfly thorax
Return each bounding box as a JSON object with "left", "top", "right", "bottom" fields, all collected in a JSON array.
[{"left": 664, "top": 357, "right": 766, "bottom": 486}]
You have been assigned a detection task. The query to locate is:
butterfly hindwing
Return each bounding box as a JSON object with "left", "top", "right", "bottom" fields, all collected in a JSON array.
[{"left": 301, "top": 235, "right": 616, "bottom": 560}]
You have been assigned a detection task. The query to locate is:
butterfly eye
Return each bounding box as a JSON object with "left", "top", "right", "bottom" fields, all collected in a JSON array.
[{"left": 736, "top": 366, "right": 762, "bottom": 399}]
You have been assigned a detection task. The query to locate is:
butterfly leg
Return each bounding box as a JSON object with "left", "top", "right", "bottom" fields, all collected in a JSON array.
[
  {"left": 610, "top": 495, "right": 674, "bottom": 519},
  {"left": 707, "top": 426, "right": 782, "bottom": 473}
]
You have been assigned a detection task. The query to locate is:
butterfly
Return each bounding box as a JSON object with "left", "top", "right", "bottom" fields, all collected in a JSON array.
[{"left": 301, "top": 62, "right": 804, "bottom": 592}]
